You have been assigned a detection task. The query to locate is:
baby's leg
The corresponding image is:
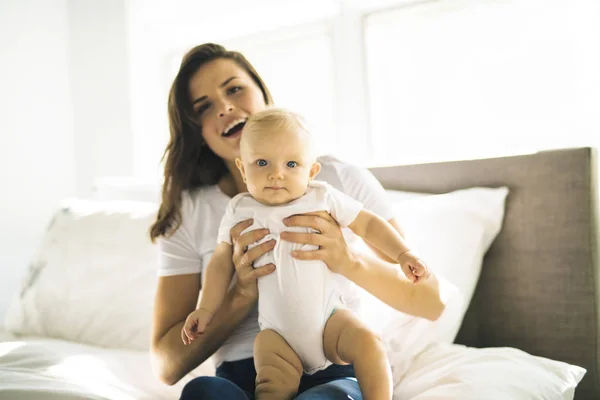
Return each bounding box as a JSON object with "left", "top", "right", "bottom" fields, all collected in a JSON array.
[
  {"left": 254, "top": 329, "right": 303, "bottom": 400},
  {"left": 323, "top": 309, "right": 392, "bottom": 400}
]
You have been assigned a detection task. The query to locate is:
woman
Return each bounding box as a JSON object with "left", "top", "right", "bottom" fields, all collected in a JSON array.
[{"left": 150, "top": 43, "right": 443, "bottom": 399}]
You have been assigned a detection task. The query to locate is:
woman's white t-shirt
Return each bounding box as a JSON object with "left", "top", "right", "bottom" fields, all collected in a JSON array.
[{"left": 157, "top": 156, "right": 394, "bottom": 367}]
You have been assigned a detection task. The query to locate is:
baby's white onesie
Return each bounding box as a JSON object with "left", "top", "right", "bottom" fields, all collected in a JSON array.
[{"left": 217, "top": 180, "right": 363, "bottom": 374}]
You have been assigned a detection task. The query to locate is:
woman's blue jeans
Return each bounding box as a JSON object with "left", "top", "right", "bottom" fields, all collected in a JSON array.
[{"left": 180, "top": 358, "right": 362, "bottom": 399}]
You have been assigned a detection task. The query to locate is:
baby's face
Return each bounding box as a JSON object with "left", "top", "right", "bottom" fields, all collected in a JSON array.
[{"left": 236, "top": 128, "right": 320, "bottom": 206}]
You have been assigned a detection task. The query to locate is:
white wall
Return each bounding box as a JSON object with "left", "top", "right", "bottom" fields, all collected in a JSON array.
[
  {"left": 0, "top": 0, "right": 132, "bottom": 320},
  {"left": 69, "top": 0, "right": 132, "bottom": 197},
  {"left": 0, "top": 0, "right": 75, "bottom": 321}
]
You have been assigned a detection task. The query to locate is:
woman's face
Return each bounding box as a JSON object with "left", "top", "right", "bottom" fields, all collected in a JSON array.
[{"left": 188, "top": 58, "right": 267, "bottom": 161}]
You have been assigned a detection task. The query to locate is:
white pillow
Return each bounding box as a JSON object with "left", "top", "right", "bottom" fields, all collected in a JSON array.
[
  {"left": 360, "top": 187, "right": 509, "bottom": 351},
  {"left": 391, "top": 342, "right": 586, "bottom": 400},
  {"left": 4, "top": 199, "right": 159, "bottom": 350}
]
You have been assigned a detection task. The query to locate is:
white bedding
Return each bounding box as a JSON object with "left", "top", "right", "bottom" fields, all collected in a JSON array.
[
  {"left": 0, "top": 330, "right": 190, "bottom": 399},
  {"left": 0, "top": 191, "right": 586, "bottom": 398},
  {"left": 0, "top": 330, "right": 585, "bottom": 400},
  {"left": 391, "top": 343, "right": 585, "bottom": 400}
]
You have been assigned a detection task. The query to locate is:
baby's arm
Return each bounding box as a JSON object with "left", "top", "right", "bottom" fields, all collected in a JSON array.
[
  {"left": 199, "top": 242, "right": 236, "bottom": 316},
  {"left": 345, "top": 251, "right": 444, "bottom": 320},
  {"left": 349, "top": 209, "right": 428, "bottom": 282},
  {"left": 182, "top": 242, "right": 234, "bottom": 344},
  {"left": 349, "top": 210, "right": 408, "bottom": 261},
  {"left": 346, "top": 209, "right": 444, "bottom": 319}
]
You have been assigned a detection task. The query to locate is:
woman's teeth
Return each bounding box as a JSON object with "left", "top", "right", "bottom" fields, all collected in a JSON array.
[{"left": 222, "top": 118, "right": 247, "bottom": 137}]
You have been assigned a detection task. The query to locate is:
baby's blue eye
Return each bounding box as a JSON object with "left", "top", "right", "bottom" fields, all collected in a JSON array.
[
  {"left": 287, "top": 161, "right": 298, "bottom": 168},
  {"left": 256, "top": 159, "right": 268, "bottom": 167}
]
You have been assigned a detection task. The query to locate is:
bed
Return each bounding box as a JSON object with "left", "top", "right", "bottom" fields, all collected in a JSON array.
[
  {"left": 370, "top": 147, "right": 599, "bottom": 399},
  {"left": 0, "top": 147, "right": 597, "bottom": 399}
]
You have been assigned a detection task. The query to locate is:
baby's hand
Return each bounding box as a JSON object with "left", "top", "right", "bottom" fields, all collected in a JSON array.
[
  {"left": 181, "top": 308, "right": 214, "bottom": 345},
  {"left": 398, "top": 251, "right": 430, "bottom": 284}
]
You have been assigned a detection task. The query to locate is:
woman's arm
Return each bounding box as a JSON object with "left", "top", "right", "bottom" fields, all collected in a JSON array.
[
  {"left": 350, "top": 212, "right": 440, "bottom": 317},
  {"left": 151, "top": 274, "right": 256, "bottom": 385},
  {"left": 344, "top": 251, "right": 444, "bottom": 321},
  {"left": 282, "top": 211, "right": 444, "bottom": 321},
  {"left": 151, "top": 220, "right": 276, "bottom": 385}
]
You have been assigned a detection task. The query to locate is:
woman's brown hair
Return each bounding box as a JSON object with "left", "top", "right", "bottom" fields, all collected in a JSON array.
[{"left": 150, "top": 43, "right": 273, "bottom": 241}]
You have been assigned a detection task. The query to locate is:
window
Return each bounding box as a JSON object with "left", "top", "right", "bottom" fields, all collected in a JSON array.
[
  {"left": 131, "top": 0, "right": 600, "bottom": 175},
  {"left": 224, "top": 24, "right": 338, "bottom": 158},
  {"left": 365, "top": 0, "right": 600, "bottom": 166}
]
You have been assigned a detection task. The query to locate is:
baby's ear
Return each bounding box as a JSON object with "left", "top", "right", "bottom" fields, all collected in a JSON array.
[
  {"left": 309, "top": 161, "right": 321, "bottom": 180},
  {"left": 235, "top": 158, "right": 246, "bottom": 182}
]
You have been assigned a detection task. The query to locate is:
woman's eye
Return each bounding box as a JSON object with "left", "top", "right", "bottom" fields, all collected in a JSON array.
[
  {"left": 228, "top": 86, "right": 242, "bottom": 95},
  {"left": 287, "top": 161, "right": 298, "bottom": 168},
  {"left": 256, "top": 159, "right": 268, "bottom": 167},
  {"left": 196, "top": 103, "right": 210, "bottom": 115}
]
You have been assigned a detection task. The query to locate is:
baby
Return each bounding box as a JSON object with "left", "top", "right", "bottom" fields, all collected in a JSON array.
[{"left": 182, "top": 108, "right": 430, "bottom": 400}]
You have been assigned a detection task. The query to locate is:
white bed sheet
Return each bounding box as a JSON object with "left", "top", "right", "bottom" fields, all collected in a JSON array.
[
  {"left": 0, "top": 330, "right": 193, "bottom": 400},
  {"left": 0, "top": 330, "right": 585, "bottom": 400},
  {"left": 391, "top": 342, "right": 585, "bottom": 400}
]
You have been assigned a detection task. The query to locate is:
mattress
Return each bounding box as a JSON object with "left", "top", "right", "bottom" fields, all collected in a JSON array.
[
  {"left": 0, "top": 329, "right": 585, "bottom": 400},
  {"left": 0, "top": 330, "right": 188, "bottom": 399}
]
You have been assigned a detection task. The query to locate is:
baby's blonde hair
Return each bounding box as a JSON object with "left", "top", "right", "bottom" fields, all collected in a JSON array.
[
  {"left": 243, "top": 107, "right": 311, "bottom": 137},
  {"left": 241, "top": 107, "right": 317, "bottom": 160}
]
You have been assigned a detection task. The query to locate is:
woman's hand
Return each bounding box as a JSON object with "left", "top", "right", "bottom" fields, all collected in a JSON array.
[
  {"left": 280, "top": 211, "right": 356, "bottom": 276},
  {"left": 230, "top": 219, "right": 276, "bottom": 300}
]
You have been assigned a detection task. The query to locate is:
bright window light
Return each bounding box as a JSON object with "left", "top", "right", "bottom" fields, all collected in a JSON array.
[
  {"left": 225, "top": 25, "right": 338, "bottom": 157},
  {"left": 365, "top": 0, "right": 600, "bottom": 166}
]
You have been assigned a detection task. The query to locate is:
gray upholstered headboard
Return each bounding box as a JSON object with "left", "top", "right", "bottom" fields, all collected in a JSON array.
[{"left": 369, "top": 147, "right": 599, "bottom": 399}]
